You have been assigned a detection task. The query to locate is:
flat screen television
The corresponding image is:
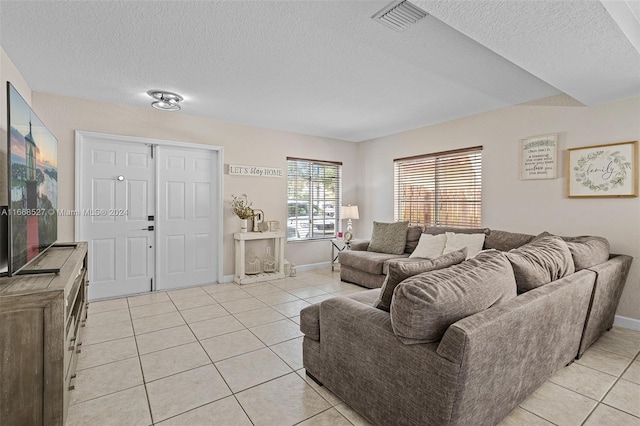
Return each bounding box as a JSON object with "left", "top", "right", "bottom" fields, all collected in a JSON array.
[{"left": 6, "top": 82, "right": 58, "bottom": 276}]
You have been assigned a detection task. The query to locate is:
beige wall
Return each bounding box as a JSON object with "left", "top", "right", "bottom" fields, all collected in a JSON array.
[
  {"left": 6, "top": 46, "right": 639, "bottom": 320},
  {"left": 1, "top": 46, "right": 33, "bottom": 205},
  {"left": 31, "top": 92, "right": 359, "bottom": 277},
  {"left": 357, "top": 97, "right": 640, "bottom": 320}
]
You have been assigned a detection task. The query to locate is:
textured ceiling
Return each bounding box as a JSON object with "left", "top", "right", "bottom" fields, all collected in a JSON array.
[
  {"left": 0, "top": 1, "right": 638, "bottom": 142},
  {"left": 416, "top": 0, "right": 640, "bottom": 106}
]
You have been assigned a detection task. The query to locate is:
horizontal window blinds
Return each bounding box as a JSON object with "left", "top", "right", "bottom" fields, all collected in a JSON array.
[
  {"left": 394, "top": 146, "right": 482, "bottom": 228},
  {"left": 287, "top": 158, "right": 342, "bottom": 241}
]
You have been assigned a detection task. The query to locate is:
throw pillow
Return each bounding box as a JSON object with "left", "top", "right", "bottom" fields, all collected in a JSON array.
[
  {"left": 531, "top": 231, "right": 554, "bottom": 243},
  {"left": 404, "top": 225, "right": 424, "bottom": 254},
  {"left": 443, "top": 232, "right": 485, "bottom": 259},
  {"left": 532, "top": 233, "right": 610, "bottom": 270},
  {"left": 374, "top": 248, "right": 467, "bottom": 312},
  {"left": 390, "top": 250, "right": 517, "bottom": 344},
  {"left": 367, "top": 221, "right": 409, "bottom": 255},
  {"left": 409, "top": 233, "right": 447, "bottom": 259},
  {"left": 484, "top": 230, "right": 535, "bottom": 252},
  {"left": 505, "top": 235, "right": 575, "bottom": 293},
  {"left": 564, "top": 236, "right": 610, "bottom": 271}
]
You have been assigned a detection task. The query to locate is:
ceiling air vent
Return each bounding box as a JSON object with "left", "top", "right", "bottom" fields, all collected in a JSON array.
[{"left": 372, "top": 0, "right": 428, "bottom": 32}]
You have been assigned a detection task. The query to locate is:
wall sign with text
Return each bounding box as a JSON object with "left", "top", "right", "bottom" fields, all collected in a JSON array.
[
  {"left": 228, "top": 164, "right": 283, "bottom": 178},
  {"left": 520, "top": 133, "right": 558, "bottom": 180},
  {"left": 567, "top": 141, "right": 638, "bottom": 198}
]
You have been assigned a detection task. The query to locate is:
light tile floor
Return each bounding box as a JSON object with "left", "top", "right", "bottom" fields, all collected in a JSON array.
[{"left": 67, "top": 269, "right": 640, "bottom": 426}]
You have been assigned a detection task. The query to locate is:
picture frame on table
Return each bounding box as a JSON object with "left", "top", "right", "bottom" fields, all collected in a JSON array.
[{"left": 567, "top": 141, "right": 638, "bottom": 198}]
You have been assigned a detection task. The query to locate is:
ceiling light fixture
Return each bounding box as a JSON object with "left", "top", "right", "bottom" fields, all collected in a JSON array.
[{"left": 147, "top": 90, "right": 183, "bottom": 111}]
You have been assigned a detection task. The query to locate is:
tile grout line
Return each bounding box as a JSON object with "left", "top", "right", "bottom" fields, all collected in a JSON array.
[
  {"left": 586, "top": 348, "right": 640, "bottom": 421},
  {"left": 292, "top": 406, "right": 356, "bottom": 426},
  {"left": 72, "top": 273, "right": 374, "bottom": 425},
  {"left": 517, "top": 406, "right": 559, "bottom": 425},
  {"left": 144, "top": 288, "right": 242, "bottom": 424},
  {"left": 169, "top": 292, "right": 261, "bottom": 425},
  {"left": 128, "top": 294, "right": 156, "bottom": 425},
  {"left": 201, "top": 280, "right": 342, "bottom": 417}
]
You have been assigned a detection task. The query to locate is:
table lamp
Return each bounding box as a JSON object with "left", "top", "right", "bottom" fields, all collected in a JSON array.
[{"left": 341, "top": 205, "right": 359, "bottom": 242}]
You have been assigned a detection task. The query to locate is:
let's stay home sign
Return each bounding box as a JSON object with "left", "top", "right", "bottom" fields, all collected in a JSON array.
[{"left": 228, "top": 164, "right": 283, "bottom": 178}]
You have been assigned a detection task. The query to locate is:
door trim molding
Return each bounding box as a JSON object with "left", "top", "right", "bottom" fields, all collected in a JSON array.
[{"left": 75, "top": 130, "right": 225, "bottom": 285}]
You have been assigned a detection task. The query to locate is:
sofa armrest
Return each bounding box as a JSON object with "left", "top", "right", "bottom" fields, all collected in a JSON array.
[
  {"left": 348, "top": 239, "right": 369, "bottom": 251},
  {"left": 314, "top": 297, "right": 459, "bottom": 426},
  {"left": 578, "top": 254, "right": 633, "bottom": 356},
  {"left": 300, "top": 304, "right": 320, "bottom": 341}
]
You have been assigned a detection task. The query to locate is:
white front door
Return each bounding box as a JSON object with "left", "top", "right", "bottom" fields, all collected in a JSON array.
[
  {"left": 78, "top": 136, "right": 155, "bottom": 300},
  {"left": 156, "top": 146, "right": 218, "bottom": 290}
]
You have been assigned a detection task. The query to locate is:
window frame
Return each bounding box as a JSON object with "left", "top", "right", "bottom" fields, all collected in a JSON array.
[
  {"left": 286, "top": 157, "right": 342, "bottom": 242},
  {"left": 394, "top": 146, "right": 482, "bottom": 228}
]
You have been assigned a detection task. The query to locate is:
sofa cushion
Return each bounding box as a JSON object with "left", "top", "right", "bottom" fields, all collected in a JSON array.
[
  {"left": 390, "top": 250, "right": 517, "bottom": 344},
  {"left": 381, "top": 257, "right": 423, "bottom": 275},
  {"left": 533, "top": 233, "right": 610, "bottom": 271},
  {"left": 409, "top": 233, "right": 447, "bottom": 259},
  {"left": 444, "top": 232, "right": 485, "bottom": 259},
  {"left": 423, "top": 226, "right": 490, "bottom": 236},
  {"left": 564, "top": 236, "right": 610, "bottom": 271},
  {"left": 404, "top": 225, "right": 424, "bottom": 254},
  {"left": 505, "top": 236, "right": 575, "bottom": 293},
  {"left": 348, "top": 239, "right": 370, "bottom": 251},
  {"left": 368, "top": 221, "right": 409, "bottom": 255},
  {"left": 484, "top": 230, "right": 535, "bottom": 252},
  {"left": 339, "top": 250, "right": 409, "bottom": 275},
  {"left": 347, "top": 288, "right": 381, "bottom": 305},
  {"left": 374, "top": 248, "right": 467, "bottom": 312}
]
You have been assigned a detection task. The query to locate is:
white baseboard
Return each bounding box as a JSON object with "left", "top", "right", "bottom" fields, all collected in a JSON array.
[
  {"left": 614, "top": 315, "right": 640, "bottom": 331},
  {"left": 296, "top": 262, "right": 331, "bottom": 272},
  {"left": 222, "top": 262, "right": 332, "bottom": 284}
]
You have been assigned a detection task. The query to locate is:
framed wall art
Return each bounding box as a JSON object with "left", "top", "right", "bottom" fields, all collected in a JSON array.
[
  {"left": 567, "top": 141, "right": 638, "bottom": 198},
  {"left": 520, "top": 133, "right": 558, "bottom": 180}
]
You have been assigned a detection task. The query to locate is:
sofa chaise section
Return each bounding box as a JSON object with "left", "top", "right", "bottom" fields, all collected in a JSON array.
[
  {"left": 301, "top": 270, "right": 597, "bottom": 426},
  {"left": 578, "top": 253, "right": 633, "bottom": 357}
]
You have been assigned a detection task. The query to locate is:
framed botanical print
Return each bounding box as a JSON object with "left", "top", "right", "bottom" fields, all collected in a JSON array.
[{"left": 567, "top": 141, "right": 638, "bottom": 198}]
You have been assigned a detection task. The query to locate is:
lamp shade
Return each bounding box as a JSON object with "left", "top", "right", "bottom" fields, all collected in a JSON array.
[{"left": 341, "top": 205, "right": 359, "bottom": 220}]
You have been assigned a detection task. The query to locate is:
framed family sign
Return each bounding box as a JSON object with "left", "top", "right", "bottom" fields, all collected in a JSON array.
[
  {"left": 567, "top": 141, "right": 638, "bottom": 198},
  {"left": 520, "top": 133, "right": 558, "bottom": 180}
]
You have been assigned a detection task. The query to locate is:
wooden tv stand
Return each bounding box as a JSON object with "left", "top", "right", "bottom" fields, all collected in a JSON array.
[{"left": 0, "top": 242, "right": 88, "bottom": 425}]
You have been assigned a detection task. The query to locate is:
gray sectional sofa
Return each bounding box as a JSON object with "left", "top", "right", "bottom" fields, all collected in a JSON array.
[{"left": 302, "top": 227, "right": 632, "bottom": 426}]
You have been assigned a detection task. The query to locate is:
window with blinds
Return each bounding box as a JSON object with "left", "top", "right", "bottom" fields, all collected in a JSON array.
[
  {"left": 287, "top": 158, "right": 341, "bottom": 241},
  {"left": 394, "top": 146, "right": 482, "bottom": 228}
]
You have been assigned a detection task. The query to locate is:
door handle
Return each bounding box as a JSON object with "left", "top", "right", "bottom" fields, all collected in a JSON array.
[{"left": 142, "top": 226, "right": 155, "bottom": 231}]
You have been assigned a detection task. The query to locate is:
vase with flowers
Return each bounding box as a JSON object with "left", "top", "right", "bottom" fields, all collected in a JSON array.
[{"left": 231, "top": 194, "right": 255, "bottom": 232}]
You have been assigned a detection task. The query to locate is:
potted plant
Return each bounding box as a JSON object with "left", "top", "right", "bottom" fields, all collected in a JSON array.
[{"left": 231, "top": 194, "right": 255, "bottom": 232}]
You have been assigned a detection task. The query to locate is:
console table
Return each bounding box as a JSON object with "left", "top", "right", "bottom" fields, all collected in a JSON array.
[
  {"left": 0, "top": 242, "right": 88, "bottom": 426},
  {"left": 234, "top": 232, "right": 285, "bottom": 284}
]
